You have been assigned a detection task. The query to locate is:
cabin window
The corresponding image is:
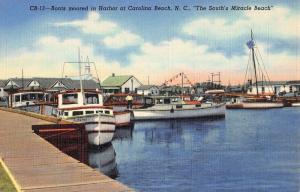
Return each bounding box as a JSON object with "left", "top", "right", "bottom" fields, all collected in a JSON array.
[
  {"left": 73, "top": 111, "right": 83, "bottom": 116},
  {"left": 176, "top": 104, "right": 182, "bottom": 109},
  {"left": 289, "top": 86, "right": 293, "bottom": 92},
  {"left": 156, "top": 99, "right": 163, "bottom": 104},
  {"left": 164, "top": 98, "right": 171, "bottom": 104},
  {"left": 125, "top": 88, "right": 130, "bottom": 93},
  {"left": 262, "top": 87, "right": 265, "bottom": 93},
  {"left": 97, "top": 110, "right": 103, "bottom": 113},
  {"left": 29, "top": 93, "right": 36, "bottom": 100},
  {"left": 15, "top": 95, "right": 20, "bottom": 102},
  {"left": 104, "top": 110, "right": 110, "bottom": 114},
  {"left": 64, "top": 112, "right": 69, "bottom": 116},
  {"left": 62, "top": 94, "right": 78, "bottom": 104},
  {"left": 171, "top": 98, "right": 178, "bottom": 102},
  {"left": 85, "top": 93, "right": 99, "bottom": 104},
  {"left": 86, "top": 111, "right": 94, "bottom": 115},
  {"left": 22, "top": 94, "right": 29, "bottom": 101},
  {"left": 249, "top": 88, "right": 252, "bottom": 93}
]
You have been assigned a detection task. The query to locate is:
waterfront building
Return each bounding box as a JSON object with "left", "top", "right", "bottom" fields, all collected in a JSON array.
[
  {"left": 137, "top": 85, "right": 160, "bottom": 96},
  {"left": 247, "top": 80, "right": 300, "bottom": 95},
  {"left": 101, "top": 73, "right": 142, "bottom": 94}
]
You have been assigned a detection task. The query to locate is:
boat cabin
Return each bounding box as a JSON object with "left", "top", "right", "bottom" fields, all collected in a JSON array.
[
  {"left": 57, "top": 91, "right": 113, "bottom": 118},
  {"left": 9, "top": 91, "right": 49, "bottom": 108}
]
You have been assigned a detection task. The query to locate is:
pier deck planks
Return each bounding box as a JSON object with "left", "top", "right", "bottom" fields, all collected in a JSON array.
[{"left": 0, "top": 109, "right": 133, "bottom": 192}]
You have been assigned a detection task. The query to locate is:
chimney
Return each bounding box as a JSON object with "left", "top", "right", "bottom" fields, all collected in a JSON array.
[{"left": 112, "top": 73, "right": 115, "bottom": 77}]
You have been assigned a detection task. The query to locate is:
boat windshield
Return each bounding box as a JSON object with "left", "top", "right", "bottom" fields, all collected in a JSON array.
[{"left": 85, "top": 93, "right": 99, "bottom": 104}]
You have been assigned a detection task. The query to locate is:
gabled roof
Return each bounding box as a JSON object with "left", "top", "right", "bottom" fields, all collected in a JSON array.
[
  {"left": 137, "top": 85, "right": 158, "bottom": 90},
  {"left": 101, "top": 75, "right": 133, "bottom": 87},
  {"left": 7, "top": 78, "right": 32, "bottom": 88}
]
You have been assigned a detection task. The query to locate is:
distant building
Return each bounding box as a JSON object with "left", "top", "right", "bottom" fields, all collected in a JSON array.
[
  {"left": 0, "top": 80, "right": 8, "bottom": 98},
  {"left": 247, "top": 81, "right": 300, "bottom": 95},
  {"left": 1, "top": 78, "right": 99, "bottom": 93},
  {"left": 137, "top": 85, "right": 160, "bottom": 96},
  {"left": 101, "top": 73, "right": 142, "bottom": 94}
]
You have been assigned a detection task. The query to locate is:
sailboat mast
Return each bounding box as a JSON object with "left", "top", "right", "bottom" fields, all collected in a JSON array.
[
  {"left": 78, "top": 47, "right": 83, "bottom": 93},
  {"left": 251, "top": 30, "right": 259, "bottom": 96}
]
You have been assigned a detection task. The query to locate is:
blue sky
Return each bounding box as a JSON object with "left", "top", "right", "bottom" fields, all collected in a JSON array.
[{"left": 0, "top": 0, "right": 299, "bottom": 85}]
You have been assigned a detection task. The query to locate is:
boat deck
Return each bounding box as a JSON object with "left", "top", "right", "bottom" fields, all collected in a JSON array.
[{"left": 0, "top": 108, "right": 133, "bottom": 192}]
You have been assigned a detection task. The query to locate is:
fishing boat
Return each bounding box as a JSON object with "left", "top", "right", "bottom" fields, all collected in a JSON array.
[
  {"left": 132, "top": 95, "right": 225, "bottom": 120},
  {"left": 56, "top": 49, "right": 116, "bottom": 146},
  {"left": 226, "top": 30, "right": 284, "bottom": 109},
  {"left": 57, "top": 90, "right": 116, "bottom": 146}
]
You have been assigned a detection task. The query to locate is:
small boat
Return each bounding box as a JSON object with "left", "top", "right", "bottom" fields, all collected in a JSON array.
[
  {"left": 132, "top": 95, "right": 225, "bottom": 120},
  {"left": 226, "top": 30, "right": 284, "bottom": 109},
  {"left": 226, "top": 96, "right": 283, "bottom": 109},
  {"left": 9, "top": 91, "right": 49, "bottom": 108},
  {"left": 57, "top": 90, "right": 116, "bottom": 146}
]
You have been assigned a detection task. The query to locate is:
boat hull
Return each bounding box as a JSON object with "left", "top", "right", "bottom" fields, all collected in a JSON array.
[
  {"left": 114, "top": 111, "right": 132, "bottom": 127},
  {"left": 226, "top": 102, "right": 284, "bottom": 109},
  {"left": 66, "top": 114, "right": 116, "bottom": 146},
  {"left": 133, "top": 103, "right": 225, "bottom": 120}
]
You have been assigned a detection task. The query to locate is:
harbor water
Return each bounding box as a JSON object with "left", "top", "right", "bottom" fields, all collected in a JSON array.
[{"left": 89, "top": 108, "right": 300, "bottom": 191}]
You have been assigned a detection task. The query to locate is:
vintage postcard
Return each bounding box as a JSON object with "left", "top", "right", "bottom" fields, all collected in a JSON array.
[{"left": 0, "top": 0, "right": 299, "bottom": 192}]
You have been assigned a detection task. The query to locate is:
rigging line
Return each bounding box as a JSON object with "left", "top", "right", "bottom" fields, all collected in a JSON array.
[
  {"left": 61, "top": 62, "right": 65, "bottom": 79},
  {"left": 243, "top": 51, "right": 251, "bottom": 86},
  {"left": 255, "top": 45, "right": 273, "bottom": 87},
  {"left": 92, "top": 62, "right": 101, "bottom": 89},
  {"left": 254, "top": 49, "right": 274, "bottom": 93}
]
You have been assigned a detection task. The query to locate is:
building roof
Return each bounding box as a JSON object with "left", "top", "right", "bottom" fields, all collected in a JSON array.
[
  {"left": 137, "top": 85, "right": 158, "bottom": 90},
  {"left": 101, "top": 75, "right": 133, "bottom": 87},
  {"left": 70, "top": 80, "right": 100, "bottom": 89},
  {"left": 0, "top": 80, "right": 7, "bottom": 87}
]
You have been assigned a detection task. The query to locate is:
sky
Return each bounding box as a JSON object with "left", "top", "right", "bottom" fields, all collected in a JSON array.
[{"left": 0, "top": 0, "right": 299, "bottom": 85}]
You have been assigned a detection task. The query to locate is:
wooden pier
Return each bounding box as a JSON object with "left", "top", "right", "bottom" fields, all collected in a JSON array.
[{"left": 0, "top": 108, "right": 133, "bottom": 192}]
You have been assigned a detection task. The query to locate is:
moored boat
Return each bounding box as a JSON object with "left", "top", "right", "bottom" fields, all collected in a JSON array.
[
  {"left": 226, "top": 30, "right": 284, "bottom": 109},
  {"left": 57, "top": 90, "right": 116, "bottom": 146},
  {"left": 132, "top": 95, "right": 225, "bottom": 120}
]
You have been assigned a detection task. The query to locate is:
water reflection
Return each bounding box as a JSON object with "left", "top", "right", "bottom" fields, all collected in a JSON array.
[
  {"left": 113, "top": 126, "right": 134, "bottom": 141},
  {"left": 88, "top": 143, "right": 118, "bottom": 178}
]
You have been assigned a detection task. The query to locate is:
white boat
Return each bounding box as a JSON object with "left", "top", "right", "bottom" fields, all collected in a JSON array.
[
  {"left": 132, "top": 96, "right": 225, "bottom": 120},
  {"left": 57, "top": 91, "right": 116, "bottom": 146},
  {"left": 226, "top": 97, "right": 283, "bottom": 109}
]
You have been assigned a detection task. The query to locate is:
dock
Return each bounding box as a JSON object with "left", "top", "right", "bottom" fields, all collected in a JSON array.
[{"left": 0, "top": 108, "right": 133, "bottom": 192}]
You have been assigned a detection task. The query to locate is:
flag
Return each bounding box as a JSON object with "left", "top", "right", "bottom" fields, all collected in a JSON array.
[{"left": 247, "top": 40, "right": 255, "bottom": 49}]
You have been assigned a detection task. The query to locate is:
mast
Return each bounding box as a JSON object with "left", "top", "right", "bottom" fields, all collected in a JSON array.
[
  {"left": 78, "top": 48, "right": 83, "bottom": 93},
  {"left": 250, "top": 30, "right": 259, "bottom": 96}
]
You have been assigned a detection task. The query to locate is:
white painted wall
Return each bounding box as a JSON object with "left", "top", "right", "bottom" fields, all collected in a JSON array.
[
  {"left": 137, "top": 87, "right": 160, "bottom": 95},
  {"left": 28, "top": 80, "right": 40, "bottom": 87},
  {"left": 121, "top": 77, "right": 142, "bottom": 93},
  {"left": 0, "top": 88, "right": 8, "bottom": 98},
  {"left": 247, "top": 84, "right": 299, "bottom": 95}
]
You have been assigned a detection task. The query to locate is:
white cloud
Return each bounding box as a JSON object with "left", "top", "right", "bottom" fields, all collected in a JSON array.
[
  {"left": 183, "top": 7, "right": 300, "bottom": 39},
  {"left": 103, "top": 30, "right": 142, "bottom": 49},
  {"left": 54, "top": 12, "right": 118, "bottom": 35}
]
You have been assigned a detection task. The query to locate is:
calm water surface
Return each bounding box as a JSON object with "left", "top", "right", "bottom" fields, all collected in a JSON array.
[{"left": 92, "top": 108, "right": 300, "bottom": 192}]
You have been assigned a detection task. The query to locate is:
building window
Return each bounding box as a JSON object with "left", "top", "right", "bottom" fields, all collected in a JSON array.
[
  {"left": 73, "top": 111, "right": 83, "bottom": 116},
  {"left": 64, "top": 112, "right": 69, "bottom": 116},
  {"left": 125, "top": 88, "right": 130, "bottom": 93},
  {"left": 85, "top": 111, "right": 94, "bottom": 115}
]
